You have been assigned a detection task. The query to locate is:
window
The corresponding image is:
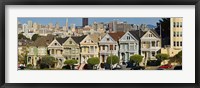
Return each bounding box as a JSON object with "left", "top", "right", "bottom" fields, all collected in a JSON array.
[
  {"left": 173, "top": 22, "right": 176, "bottom": 27},
  {"left": 174, "top": 32, "right": 176, "bottom": 37},
  {"left": 54, "top": 43, "right": 57, "bottom": 46},
  {"left": 180, "top": 22, "right": 182, "bottom": 27},
  {"left": 180, "top": 41, "right": 182, "bottom": 46},
  {"left": 110, "top": 45, "right": 113, "bottom": 50},
  {"left": 103, "top": 46, "right": 105, "bottom": 50},
  {"left": 152, "top": 52, "right": 155, "bottom": 56},
  {"left": 177, "top": 32, "right": 179, "bottom": 37},
  {"left": 152, "top": 41, "right": 155, "bottom": 47},
  {"left": 177, "top": 41, "right": 179, "bottom": 46},
  {"left": 174, "top": 41, "right": 176, "bottom": 46},
  {"left": 127, "top": 36, "right": 130, "bottom": 40},
  {"left": 177, "top": 22, "right": 179, "bottom": 27},
  {"left": 115, "top": 45, "right": 117, "bottom": 50},
  {"left": 69, "top": 41, "right": 72, "bottom": 44},
  {"left": 107, "top": 38, "right": 109, "bottom": 41},
  {"left": 91, "top": 41, "right": 93, "bottom": 43},
  {"left": 180, "top": 32, "right": 182, "bottom": 37}
]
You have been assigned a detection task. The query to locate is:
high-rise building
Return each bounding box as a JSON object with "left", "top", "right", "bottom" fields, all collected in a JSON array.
[
  {"left": 23, "top": 23, "right": 28, "bottom": 33},
  {"left": 33, "top": 22, "right": 38, "bottom": 30},
  {"left": 27, "top": 20, "right": 33, "bottom": 29},
  {"left": 170, "top": 18, "right": 182, "bottom": 51},
  {"left": 66, "top": 18, "right": 68, "bottom": 31},
  {"left": 55, "top": 22, "right": 60, "bottom": 30},
  {"left": 82, "top": 18, "right": 88, "bottom": 27},
  {"left": 161, "top": 18, "right": 182, "bottom": 57},
  {"left": 49, "top": 22, "right": 53, "bottom": 29}
]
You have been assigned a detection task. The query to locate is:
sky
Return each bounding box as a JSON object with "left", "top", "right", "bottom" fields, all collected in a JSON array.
[{"left": 18, "top": 17, "right": 162, "bottom": 27}]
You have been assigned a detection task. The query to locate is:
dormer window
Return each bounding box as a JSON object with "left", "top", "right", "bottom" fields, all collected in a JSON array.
[{"left": 69, "top": 41, "right": 72, "bottom": 44}]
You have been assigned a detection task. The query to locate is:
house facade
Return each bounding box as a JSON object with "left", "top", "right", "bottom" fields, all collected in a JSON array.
[
  {"left": 99, "top": 32, "right": 125, "bottom": 63},
  {"left": 80, "top": 34, "right": 99, "bottom": 64},
  {"left": 119, "top": 31, "right": 139, "bottom": 63},
  {"left": 140, "top": 30, "right": 161, "bottom": 66},
  {"left": 27, "top": 35, "right": 54, "bottom": 67},
  {"left": 48, "top": 37, "right": 68, "bottom": 68},
  {"left": 62, "top": 35, "right": 86, "bottom": 64}
]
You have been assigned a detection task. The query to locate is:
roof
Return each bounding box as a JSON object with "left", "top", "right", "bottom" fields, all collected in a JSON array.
[
  {"left": 71, "top": 35, "right": 87, "bottom": 44},
  {"left": 129, "top": 30, "right": 146, "bottom": 40},
  {"left": 56, "top": 37, "right": 69, "bottom": 45},
  {"left": 108, "top": 31, "right": 125, "bottom": 41},
  {"left": 150, "top": 29, "right": 161, "bottom": 38},
  {"left": 30, "top": 35, "right": 55, "bottom": 47}
]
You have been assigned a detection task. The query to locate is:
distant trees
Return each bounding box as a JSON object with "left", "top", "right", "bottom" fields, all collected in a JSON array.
[
  {"left": 18, "top": 33, "right": 29, "bottom": 40},
  {"left": 31, "top": 34, "right": 40, "bottom": 41}
]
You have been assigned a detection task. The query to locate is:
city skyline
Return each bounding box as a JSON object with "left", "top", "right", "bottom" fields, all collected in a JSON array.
[{"left": 18, "top": 17, "right": 162, "bottom": 27}]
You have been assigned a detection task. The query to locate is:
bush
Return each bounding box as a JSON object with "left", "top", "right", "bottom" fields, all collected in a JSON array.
[
  {"left": 40, "top": 63, "right": 49, "bottom": 69},
  {"left": 87, "top": 57, "right": 100, "bottom": 66},
  {"left": 130, "top": 54, "right": 143, "bottom": 63},
  {"left": 106, "top": 55, "right": 119, "bottom": 65},
  {"left": 26, "top": 64, "right": 33, "bottom": 69},
  {"left": 156, "top": 54, "right": 169, "bottom": 61}
]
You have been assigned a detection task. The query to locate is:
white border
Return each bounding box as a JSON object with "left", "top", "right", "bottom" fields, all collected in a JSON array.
[{"left": 5, "top": 5, "right": 195, "bottom": 83}]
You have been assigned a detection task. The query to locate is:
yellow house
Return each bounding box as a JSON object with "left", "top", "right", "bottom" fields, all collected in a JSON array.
[
  {"left": 80, "top": 34, "right": 100, "bottom": 64},
  {"left": 161, "top": 18, "right": 182, "bottom": 57}
]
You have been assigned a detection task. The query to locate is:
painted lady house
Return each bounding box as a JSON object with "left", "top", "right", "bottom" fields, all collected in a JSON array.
[
  {"left": 118, "top": 31, "right": 139, "bottom": 64},
  {"left": 80, "top": 34, "right": 100, "bottom": 64},
  {"left": 99, "top": 32, "right": 125, "bottom": 63},
  {"left": 27, "top": 35, "right": 54, "bottom": 68}
]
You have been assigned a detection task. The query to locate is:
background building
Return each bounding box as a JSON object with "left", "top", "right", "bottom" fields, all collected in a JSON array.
[{"left": 82, "top": 18, "right": 88, "bottom": 27}]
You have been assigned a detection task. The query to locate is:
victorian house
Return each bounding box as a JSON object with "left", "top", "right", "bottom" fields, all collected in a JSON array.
[
  {"left": 62, "top": 35, "right": 86, "bottom": 64},
  {"left": 27, "top": 35, "right": 54, "bottom": 67},
  {"left": 99, "top": 32, "right": 125, "bottom": 63},
  {"left": 119, "top": 31, "right": 139, "bottom": 63},
  {"left": 140, "top": 30, "right": 161, "bottom": 66},
  {"left": 80, "top": 34, "right": 100, "bottom": 64},
  {"left": 48, "top": 37, "right": 68, "bottom": 68}
]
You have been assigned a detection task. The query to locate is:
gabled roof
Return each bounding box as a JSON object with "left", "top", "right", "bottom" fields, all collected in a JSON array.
[
  {"left": 56, "top": 37, "right": 69, "bottom": 45},
  {"left": 31, "top": 35, "right": 55, "bottom": 47},
  {"left": 71, "top": 35, "right": 87, "bottom": 44},
  {"left": 108, "top": 32, "right": 125, "bottom": 41},
  {"left": 150, "top": 29, "right": 161, "bottom": 38},
  {"left": 129, "top": 30, "right": 146, "bottom": 40}
]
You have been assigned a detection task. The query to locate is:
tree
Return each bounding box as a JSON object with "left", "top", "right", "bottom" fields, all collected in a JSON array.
[
  {"left": 130, "top": 54, "right": 143, "bottom": 65},
  {"left": 156, "top": 54, "right": 169, "bottom": 61},
  {"left": 106, "top": 55, "right": 119, "bottom": 65},
  {"left": 64, "top": 59, "right": 78, "bottom": 69},
  {"left": 40, "top": 55, "right": 56, "bottom": 69},
  {"left": 87, "top": 57, "right": 100, "bottom": 69},
  {"left": 32, "top": 34, "right": 40, "bottom": 41},
  {"left": 18, "top": 33, "right": 29, "bottom": 40},
  {"left": 155, "top": 18, "right": 170, "bottom": 47},
  {"left": 170, "top": 51, "right": 182, "bottom": 64}
]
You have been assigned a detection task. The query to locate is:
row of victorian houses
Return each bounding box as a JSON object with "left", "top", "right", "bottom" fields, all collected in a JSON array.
[{"left": 23, "top": 29, "right": 161, "bottom": 68}]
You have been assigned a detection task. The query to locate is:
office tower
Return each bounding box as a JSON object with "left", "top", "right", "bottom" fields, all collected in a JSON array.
[
  {"left": 66, "top": 18, "right": 68, "bottom": 31},
  {"left": 55, "top": 22, "right": 60, "bottom": 30},
  {"left": 27, "top": 20, "right": 33, "bottom": 29},
  {"left": 49, "top": 22, "right": 53, "bottom": 29},
  {"left": 82, "top": 18, "right": 88, "bottom": 27}
]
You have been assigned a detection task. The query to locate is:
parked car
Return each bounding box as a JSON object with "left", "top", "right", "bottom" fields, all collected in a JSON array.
[
  {"left": 18, "top": 64, "right": 26, "bottom": 70},
  {"left": 159, "top": 64, "right": 172, "bottom": 69},
  {"left": 174, "top": 65, "right": 182, "bottom": 70},
  {"left": 104, "top": 63, "right": 111, "bottom": 70},
  {"left": 83, "top": 64, "right": 93, "bottom": 70},
  {"left": 147, "top": 60, "right": 161, "bottom": 66},
  {"left": 131, "top": 66, "right": 145, "bottom": 70},
  {"left": 62, "top": 65, "right": 71, "bottom": 70},
  {"left": 112, "top": 64, "right": 122, "bottom": 70},
  {"left": 126, "top": 62, "right": 133, "bottom": 68}
]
